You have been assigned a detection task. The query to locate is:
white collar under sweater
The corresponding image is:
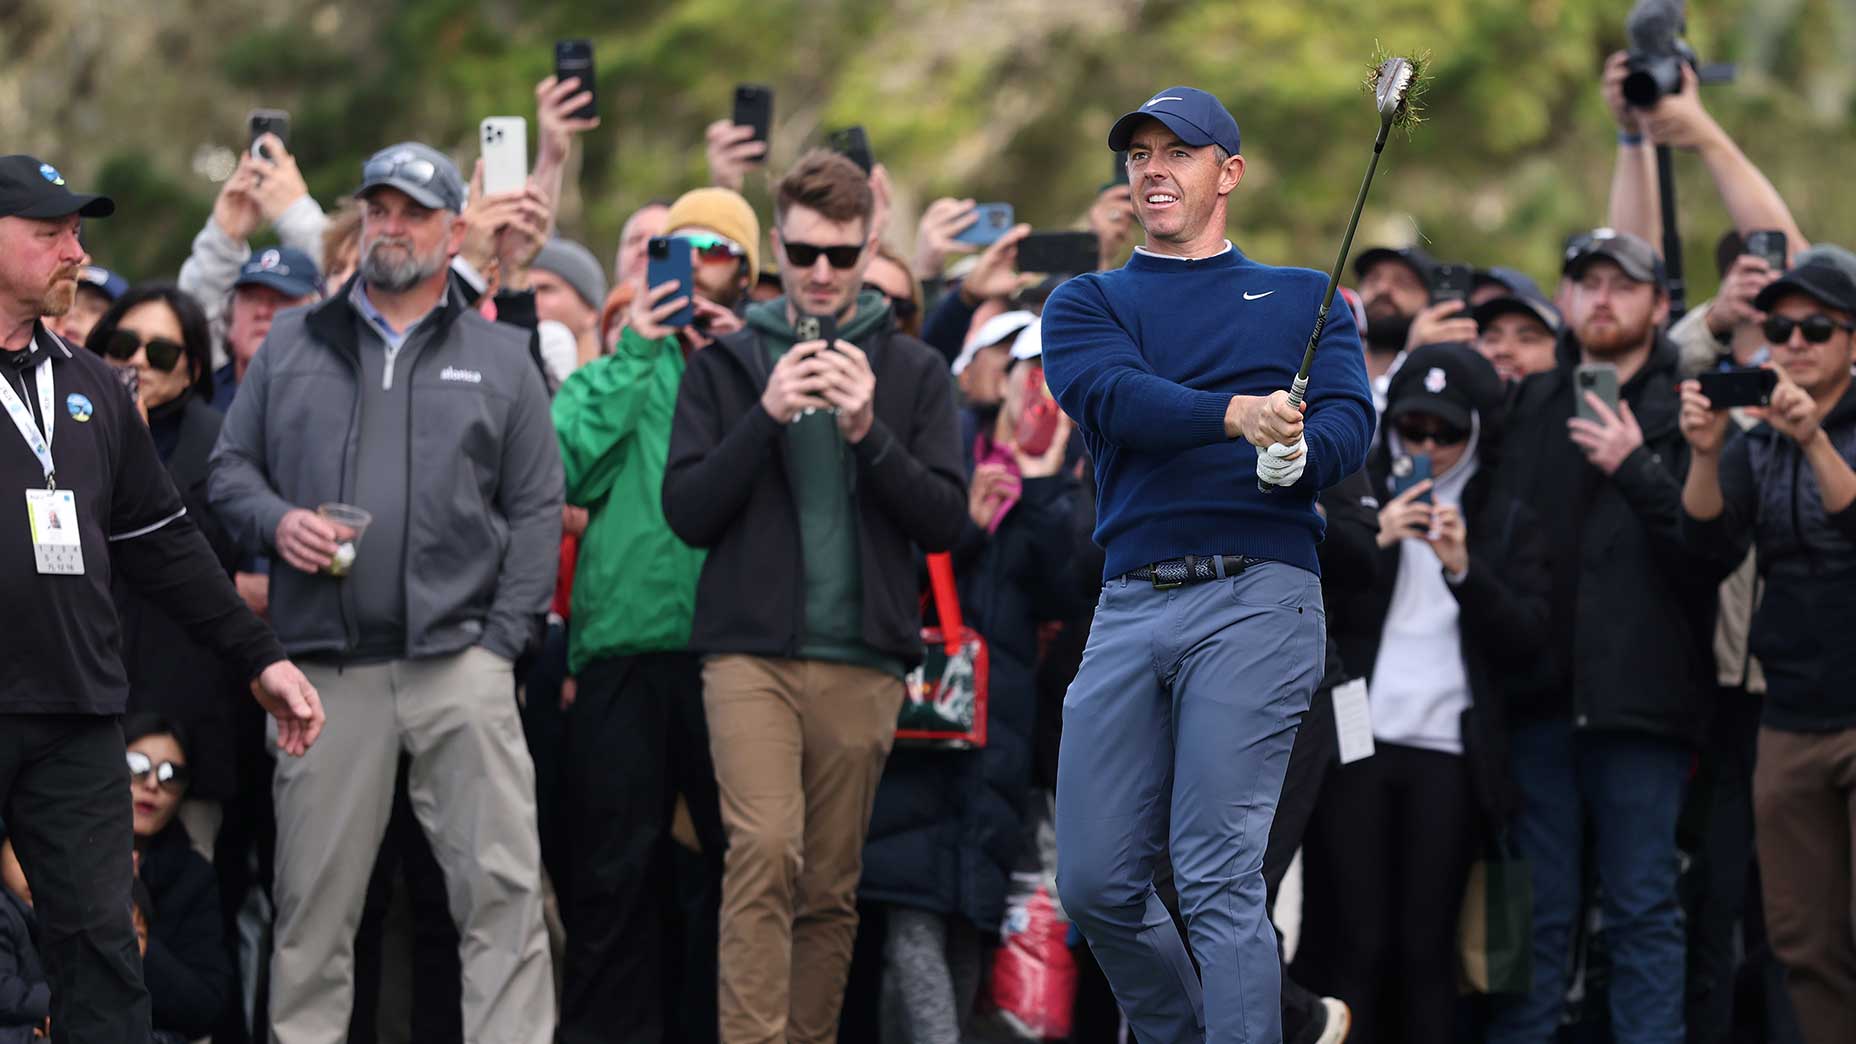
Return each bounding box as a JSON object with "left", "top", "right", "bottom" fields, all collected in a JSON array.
[{"left": 1133, "top": 241, "right": 1235, "bottom": 262}]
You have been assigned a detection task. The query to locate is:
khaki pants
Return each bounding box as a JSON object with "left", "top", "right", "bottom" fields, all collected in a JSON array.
[
  {"left": 704, "top": 655, "right": 904, "bottom": 1044},
  {"left": 269, "top": 647, "right": 554, "bottom": 1044},
  {"left": 1753, "top": 724, "right": 1856, "bottom": 1042}
]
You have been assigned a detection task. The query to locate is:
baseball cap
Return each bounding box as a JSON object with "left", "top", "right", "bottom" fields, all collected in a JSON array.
[
  {"left": 1353, "top": 245, "right": 1436, "bottom": 284},
  {"left": 952, "top": 309, "right": 1035, "bottom": 375},
  {"left": 76, "top": 265, "right": 128, "bottom": 302},
  {"left": 531, "top": 239, "right": 609, "bottom": 311},
  {"left": 0, "top": 156, "right": 114, "bottom": 220},
  {"left": 1474, "top": 266, "right": 1546, "bottom": 300},
  {"left": 1107, "top": 87, "right": 1241, "bottom": 157},
  {"left": 356, "top": 143, "right": 466, "bottom": 213},
  {"left": 1564, "top": 230, "right": 1665, "bottom": 287},
  {"left": 1009, "top": 318, "right": 1044, "bottom": 362},
  {"left": 234, "top": 246, "right": 321, "bottom": 300},
  {"left": 1385, "top": 343, "right": 1505, "bottom": 434},
  {"left": 1753, "top": 261, "right": 1856, "bottom": 316},
  {"left": 1472, "top": 283, "right": 1562, "bottom": 337}
]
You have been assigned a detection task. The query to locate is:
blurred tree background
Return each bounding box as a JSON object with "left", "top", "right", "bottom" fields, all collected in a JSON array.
[{"left": 3, "top": 0, "right": 1851, "bottom": 293}]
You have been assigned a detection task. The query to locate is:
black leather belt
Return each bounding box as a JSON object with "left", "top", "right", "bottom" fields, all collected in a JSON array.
[{"left": 1123, "top": 554, "right": 1253, "bottom": 589}]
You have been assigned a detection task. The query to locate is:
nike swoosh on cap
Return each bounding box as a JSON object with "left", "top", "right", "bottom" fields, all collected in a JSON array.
[
  {"left": 1243, "top": 290, "right": 1275, "bottom": 300},
  {"left": 1143, "top": 96, "right": 1184, "bottom": 107}
]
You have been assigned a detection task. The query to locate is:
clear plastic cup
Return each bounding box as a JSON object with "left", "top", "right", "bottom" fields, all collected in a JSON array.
[{"left": 315, "top": 503, "right": 373, "bottom": 577}]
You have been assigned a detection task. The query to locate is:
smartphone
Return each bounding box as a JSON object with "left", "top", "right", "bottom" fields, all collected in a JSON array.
[
  {"left": 1744, "top": 229, "right": 1788, "bottom": 272},
  {"left": 1389, "top": 452, "right": 1433, "bottom": 506},
  {"left": 646, "top": 236, "right": 694, "bottom": 328},
  {"left": 554, "top": 39, "right": 597, "bottom": 120},
  {"left": 1574, "top": 362, "right": 1621, "bottom": 422},
  {"left": 827, "top": 126, "right": 875, "bottom": 174},
  {"left": 248, "top": 109, "right": 290, "bottom": 159},
  {"left": 1015, "top": 231, "right": 1100, "bottom": 276},
  {"left": 733, "top": 84, "right": 774, "bottom": 147},
  {"left": 479, "top": 117, "right": 528, "bottom": 196},
  {"left": 954, "top": 203, "right": 1015, "bottom": 248},
  {"left": 1112, "top": 150, "right": 1130, "bottom": 187},
  {"left": 1430, "top": 262, "right": 1476, "bottom": 307},
  {"left": 794, "top": 312, "right": 839, "bottom": 348},
  {"left": 1697, "top": 367, "right": 1779, "bottom": 409},
  {"left": 1014, "top": 367, "right": 1062, "bottom": 456}
]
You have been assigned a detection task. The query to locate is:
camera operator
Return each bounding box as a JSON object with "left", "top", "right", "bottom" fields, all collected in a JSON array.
[{"left": 1677, "top": 262, "right": 1856, "bottom": 1042}]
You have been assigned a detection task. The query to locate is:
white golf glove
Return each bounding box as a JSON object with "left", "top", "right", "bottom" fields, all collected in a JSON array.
[{"left": 1257, "top": 438, "right": 1308, "bottom": 487}]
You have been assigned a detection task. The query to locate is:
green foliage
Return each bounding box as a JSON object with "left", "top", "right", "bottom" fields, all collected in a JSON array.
[{"left": 11, "top": 0, "right": 1854, "bottom": 301}]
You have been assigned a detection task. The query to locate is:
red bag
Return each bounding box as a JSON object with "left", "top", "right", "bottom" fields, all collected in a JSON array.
[
  {"left": 989, "top": 873, "right": 1076, "bottom": 1039},
  {"left": 896, "top": 552, "right": 989, "bottom": 749}
]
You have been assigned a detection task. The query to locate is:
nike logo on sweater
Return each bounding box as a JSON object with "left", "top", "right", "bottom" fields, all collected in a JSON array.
[{"left": 1243, "top": 290, "right": 1275, "bottom": 300}]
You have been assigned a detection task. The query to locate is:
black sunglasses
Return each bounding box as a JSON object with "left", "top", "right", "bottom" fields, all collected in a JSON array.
[
  {"left": 100, "top": 330, "right": 185, "bottom": 372},
  {"left": 1394, "top": 417, "right": 1470, "bottom": 448},
  {"left": 127, "top": 750, "right": 190, "bottom": 792},
  {"left": 782, "top": 240, "right": 865, "bottom": 269},
  {"left": 1763, "top": 314, "right": 1856, "bottom": 346},
  {"left": 864, "top": 285, "right": 918, "bottom": 320}
]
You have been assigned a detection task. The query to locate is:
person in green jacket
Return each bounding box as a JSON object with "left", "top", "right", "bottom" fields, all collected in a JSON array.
[{"left": 549, "top": 186, "right": 759, "bottom": 1044}]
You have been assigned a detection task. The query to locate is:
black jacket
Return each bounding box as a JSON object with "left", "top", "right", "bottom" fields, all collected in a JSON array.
[
  {"left": 1330, "top": 442, "right": 1551, "bottom": 824},
  {"left": 861, "top": 441, "right": 1084, "bottom": 932},
  {"left": 662, "top": 315, "right": 968, "bottom": 667},
  {"left": 1683, "top": 382, "right": 1856, "bottom": 731},
  {"left": 116, "top": 392, "right": 243, "bottom": 800},
  {"left": 1495, "top": 337, "right": 1723, "bottom": 745},
  {"left": 139, "top": 823, "right": 232, "bottom": 1040},
  {"left": 0, "top": 890, "right": 47, "bottom": 1041}
]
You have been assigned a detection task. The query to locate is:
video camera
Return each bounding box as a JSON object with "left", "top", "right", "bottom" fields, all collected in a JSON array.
[{"left": 1622, "top": 0, "right": 1733, "bottom": 107}]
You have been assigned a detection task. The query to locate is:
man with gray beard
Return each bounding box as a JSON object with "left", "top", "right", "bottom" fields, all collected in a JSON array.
[{"left": 209, "top": 142, "right": 564, "bottom": 1044}]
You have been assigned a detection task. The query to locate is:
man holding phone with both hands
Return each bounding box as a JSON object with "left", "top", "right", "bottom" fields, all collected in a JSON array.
[
  {"left": 1676, "top": 260, "right": 1856, "bottom": 1041},
  {"left": 1039, "top": 87, "right": 1374, "bottom": 1043}
]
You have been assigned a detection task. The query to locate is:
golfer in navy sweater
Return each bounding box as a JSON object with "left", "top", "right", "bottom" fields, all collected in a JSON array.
[{"left": 1043, "top": 87, "right": 1374, "bottom": 1043}]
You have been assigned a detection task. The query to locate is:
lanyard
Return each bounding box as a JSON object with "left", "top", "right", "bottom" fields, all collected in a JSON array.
[{"left": 0, "top": 355, "right": 55, "bottom": 489}]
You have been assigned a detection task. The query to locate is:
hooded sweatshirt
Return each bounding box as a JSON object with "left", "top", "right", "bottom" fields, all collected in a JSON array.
[{"left": 743, "top": 291, "right": 903, "bottom": 677}]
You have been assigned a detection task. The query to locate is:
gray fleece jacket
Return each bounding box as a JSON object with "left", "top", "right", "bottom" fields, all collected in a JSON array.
[{"left": 208, "top": 277, "right": 563, "bottom": 662}]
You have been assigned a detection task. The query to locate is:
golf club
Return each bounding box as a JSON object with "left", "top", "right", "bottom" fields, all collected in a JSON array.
[{"left": 1260, "top": 53, "right": 1426, "bottom": 492}]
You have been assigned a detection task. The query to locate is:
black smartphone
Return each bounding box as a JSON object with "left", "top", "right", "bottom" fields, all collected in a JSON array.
[
  {"left": 1430, "top": 262, "right": 1476, "bottom": 306},
  {"left": 645, "top": 236, "right": 694, "bottom": 328},
  {"left": 1112, "top": 150, "right": 1130, "bottom": 186},
  {"left": 1016, "top": 231, "right": 1100, "bottom": 276},
  {"left": 1744, "top": 229, "right": 1788, "bottom": 272},
  {"left": 248, "top": 109, "right": 290, "bottom": 160},
  {"left": 794, "top": 312, "right": 839, "bottom": 348},
  {"left": 827, "top": 126, "right": 875, "bottom": 174},
  {"left": 733, "top": 84, "right": 774, "bottom": 147},
  {"left": 1697, "top": 367, "right": 1779, "bottom": 409},
  {"left": 554, "top": 39, "right": 597, "bottom": 120}
]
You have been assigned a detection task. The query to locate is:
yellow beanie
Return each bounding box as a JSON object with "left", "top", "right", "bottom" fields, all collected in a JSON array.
[{"left": 664, "top": 187, "right": 761, "bottom": 287}]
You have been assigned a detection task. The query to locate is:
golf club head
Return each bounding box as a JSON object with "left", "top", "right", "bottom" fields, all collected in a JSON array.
[{"left": 1373, "top": 57, "right": 1416, "bottom": 126}]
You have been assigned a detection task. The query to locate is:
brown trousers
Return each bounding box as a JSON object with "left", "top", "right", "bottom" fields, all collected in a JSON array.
[
  {"left": 1753, "top": 725, "right": 1856, "bottom": 1042},
  {"left": 703, "top": 655, "right": 904, "bottom": 1044}
]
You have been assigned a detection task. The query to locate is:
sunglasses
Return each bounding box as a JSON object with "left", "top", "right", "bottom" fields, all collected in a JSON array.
[
  {"left": 362, "top": 154, "right": 438, "bottom": 188},
  {"left": 100, "top": 330, "right": 185, "bottom": 372},
  {"left": 682, "top": 232, "right": 747, "bottom": 266},
  {"left": 127, "top": 750, "right": 190, "bottom": 793},
  {"left": 1763, "top": 314, "right": 1856, "bottom": 346},
  {"left": 863, "top": 285, "right": 918, "bottom": 321},
  {"left": 782, "top": 240, "right": 865, "bottom": 270},
  {"left": 1394, "top": 418, "right": 1470, "bottom": 448}
]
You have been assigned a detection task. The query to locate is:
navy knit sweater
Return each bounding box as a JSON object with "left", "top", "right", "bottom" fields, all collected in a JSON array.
[{"left": 1042, "top": 244, "right": 1375, "bottom": 579}]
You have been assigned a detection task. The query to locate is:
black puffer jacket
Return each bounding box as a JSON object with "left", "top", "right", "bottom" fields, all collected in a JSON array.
[
  {"left": 1682, "top": 382, "right": 1856, "bottom": 731},
  {"left": 859, "top": 447, "right": 1084, "bottom": 932},
  {"left": 139, "top": 823, "right": 232, "bottom": 1040},
  {"left": 1495, "top": 336, "right": 1725, "bottom": 745}
]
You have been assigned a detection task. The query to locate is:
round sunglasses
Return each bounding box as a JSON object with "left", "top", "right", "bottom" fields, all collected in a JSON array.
[
  {"left": 1763, "top": 313, "right": 1856, "bottom": 346},
  {"left": 127, "top": 750, "right": 190, "bottom": 793},
  {"left": 98, "top": 330, "right": 185, "bottom": 372}
]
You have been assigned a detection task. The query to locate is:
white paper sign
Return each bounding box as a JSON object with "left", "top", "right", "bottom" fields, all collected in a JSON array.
[{"left": 1332, "top": 678, "right": 1375, "bottom": 765}]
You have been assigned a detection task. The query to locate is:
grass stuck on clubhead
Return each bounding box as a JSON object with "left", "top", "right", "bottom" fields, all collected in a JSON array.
[{"left": 1366, "top": 49, "right": 1430, "bottom": 133}]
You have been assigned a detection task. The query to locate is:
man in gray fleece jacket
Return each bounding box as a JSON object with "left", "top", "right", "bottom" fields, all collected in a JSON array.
[{"left": 208, "top": 142, "right": 563, "bottom": 1044}]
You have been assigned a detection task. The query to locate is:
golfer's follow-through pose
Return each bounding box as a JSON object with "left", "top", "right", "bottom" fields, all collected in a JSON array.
[{"left": 1042, "top": 87, "right": 1375, "bottom": 1042}]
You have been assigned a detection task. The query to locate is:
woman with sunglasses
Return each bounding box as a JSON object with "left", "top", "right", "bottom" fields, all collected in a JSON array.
[
  {"left": 86, "top": 286, "right": 247, "bottom": 866},
  {"left": 1292, "top": 343, "right": 1550, "bottom": 1044},
  {"left": 865, "top": 244, "right": 923, "bottom": 338},
  {"left": 123, "top": 713, "right": 234, "bottom": 1043}
]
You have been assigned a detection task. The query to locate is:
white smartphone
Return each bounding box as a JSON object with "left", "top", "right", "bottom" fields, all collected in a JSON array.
[{"left": 479, "top": 116, "right": 528, "bottom": 196}]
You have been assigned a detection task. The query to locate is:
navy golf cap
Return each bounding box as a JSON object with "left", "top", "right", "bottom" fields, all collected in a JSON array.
[
  {"left": 1108, "top": 87, "right": 1241, "bottom": 156},
  {"left": 234, "top": 246, "right": 321, "bottom": 300},
  {"left": 0, "top": 155, "right": 114, "bottom": 220}
]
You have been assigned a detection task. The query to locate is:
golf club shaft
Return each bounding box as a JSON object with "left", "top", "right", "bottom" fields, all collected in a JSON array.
[{"left": 1259, "top": 121, "right": 1392, "bottom": 493}]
